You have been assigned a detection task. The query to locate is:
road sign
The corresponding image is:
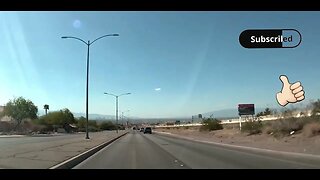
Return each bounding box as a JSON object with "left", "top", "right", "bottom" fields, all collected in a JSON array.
[{"left": 238, "top": 104, "right": 255, "bottom": 115}]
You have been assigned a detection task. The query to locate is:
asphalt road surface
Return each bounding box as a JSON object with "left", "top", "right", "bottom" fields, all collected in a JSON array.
[{"left": 74, "top": 131, "right": 320, "bottom": 169}]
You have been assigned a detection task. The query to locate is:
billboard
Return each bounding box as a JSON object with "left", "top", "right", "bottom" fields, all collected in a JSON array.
[{"left": 238, "top": 104, "right": 255, "bottom": 115}]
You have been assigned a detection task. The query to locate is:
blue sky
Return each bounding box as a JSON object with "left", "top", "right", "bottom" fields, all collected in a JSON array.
[{"left": 0, "top": 11, "right": 319, "bottom": 118}]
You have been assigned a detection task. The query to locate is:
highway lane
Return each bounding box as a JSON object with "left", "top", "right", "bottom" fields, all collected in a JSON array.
[
  {"left": 74, "top": 130, "right": 188, "bottom": 169},
  {"left": 74, "top": 131, "right": 320, "bottom": 169}
]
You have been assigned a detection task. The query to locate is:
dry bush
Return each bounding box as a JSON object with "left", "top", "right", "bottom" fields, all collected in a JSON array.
[
  {"left": 270, "top": 118, "right": 305, "bottom": 136},
  {"left": 0, "top": 122, "right": 14, "bottom": 132},
  {"left": 200, "top": 118, "right": 223, "bottom": 132},
  {"left": 303, "top": 122, "right": 320, "bottom": 137},
  {"left": 263, "top": 125, "right": 273, "bottom": 135},
  {"left": 241, "top": 120, "right": 263, "bottom": 135}
]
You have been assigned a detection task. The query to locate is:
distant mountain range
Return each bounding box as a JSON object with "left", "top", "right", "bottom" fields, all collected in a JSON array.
[
  {"left": 38, "top": 112, "right": 116, "bottom": 120},
  {"left": 73, "top": 113, "right": 115, "bottom": 120},
  {"left": 72, "top": 113, "right": 141, "bottom": 120}
]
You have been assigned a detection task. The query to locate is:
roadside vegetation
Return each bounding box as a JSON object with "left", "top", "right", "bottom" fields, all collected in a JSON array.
[
  {"left": 241, "top": 100, "right": 320, "bottom": 138},
  {"left": 200, "top": 118, "right": 223, "bottom": 131},
  {"left": 241, "top": 120, "right": 263, "bottom": 135},
  {"left": 0, "top": 96, "right": 121, "bottom": 135},
  {"left": 158, "top": 100, "right": 320, "bottom": 139},
  {"left": 262, "top": 116, "right": 320, "bottom": 138}
]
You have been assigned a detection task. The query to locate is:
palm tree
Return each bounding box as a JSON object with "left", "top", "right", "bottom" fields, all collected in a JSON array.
[{"left": 44, "top": 104, "right": 49, "bottom": 115}]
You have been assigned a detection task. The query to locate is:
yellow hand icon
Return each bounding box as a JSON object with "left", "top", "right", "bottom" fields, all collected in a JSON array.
[{"left": 276, "top": 75, "right": 305, "bottom": 107}]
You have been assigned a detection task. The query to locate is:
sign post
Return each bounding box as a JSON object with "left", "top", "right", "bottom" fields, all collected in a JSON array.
[{"left": 238, "top": 104, "right": 255, "bottom": 130}]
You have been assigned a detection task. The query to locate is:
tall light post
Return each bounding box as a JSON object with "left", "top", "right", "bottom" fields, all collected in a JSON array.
[
  {"left": 121, "top": 109, "right": 130, "bottom": 128},
  {"left": 104, "top": 92, "right": 131, "bottom": 133},
  {"left": 62, "top": 34, "right": 119, "bottom": 139},
  {"left": 121, "top": 110, "right": 130, "bottom": 120}
]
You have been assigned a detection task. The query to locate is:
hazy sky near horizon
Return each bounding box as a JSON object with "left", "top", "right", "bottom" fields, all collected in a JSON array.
[{"left": 0, "top": 11, "right": 319, "bottom": 118}]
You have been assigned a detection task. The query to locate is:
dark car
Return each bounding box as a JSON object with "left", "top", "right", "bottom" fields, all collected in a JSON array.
[
  {"left": 144, "top": 127, "right": 152, "bottom": 134},
  {"left": 140, "top": 128, "right": 144, "bottom": 132}
]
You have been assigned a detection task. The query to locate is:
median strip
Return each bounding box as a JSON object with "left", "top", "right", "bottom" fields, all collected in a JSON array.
[{"left": 49, "top": 132, "right": 129, "bottom": 169}]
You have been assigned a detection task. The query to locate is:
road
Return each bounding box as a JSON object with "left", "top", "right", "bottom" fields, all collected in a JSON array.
[
  {"left": 74, "top": 130, "right": 188, "bottom": 169},
  {"left": 74, "top": 130, "right": 320, "bottom": 169}
]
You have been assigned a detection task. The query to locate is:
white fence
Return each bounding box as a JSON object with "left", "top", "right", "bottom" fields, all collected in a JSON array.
[{"left": 154, "top": 113, "right": 313, "bottom": 128}]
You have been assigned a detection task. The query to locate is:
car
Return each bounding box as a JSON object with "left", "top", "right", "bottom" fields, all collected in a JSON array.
[
  {"left": 140, "top": 128, "right": 144, "bottom": 132},
  {"left": 144, "top": 127, "right": 152, "bottom": 134},
  {"left": 133, "top": 127, "right": 136, "bottom": 130}
]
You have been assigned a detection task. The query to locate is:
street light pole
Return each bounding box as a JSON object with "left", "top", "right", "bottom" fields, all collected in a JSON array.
[
  {"left": 85, "top": 41, "right": 90, "bottom": 139},
  {"left": 116, "top": 96, "right": 119, "bottom": 133},
  {"left": 104, "top": 92, "right": 131, "bottom": 134},
  {"left": 61, "top": 34, "right": 119, "bottom": 140},
  {"left": 121, "top": 110, "right": 129, "bottom": 129}
]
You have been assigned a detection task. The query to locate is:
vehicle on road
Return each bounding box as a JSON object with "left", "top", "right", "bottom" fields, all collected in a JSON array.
[
  {"left": 144, "top": 127, "right": 152, "bottom": 134},
  {"left": 140, "top": 128, "right": 144, "bottom": 132}
]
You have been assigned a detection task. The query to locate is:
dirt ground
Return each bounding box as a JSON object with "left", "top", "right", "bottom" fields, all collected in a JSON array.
[{"left": 155, "top": 127, "right": 320, "bottom": 155}]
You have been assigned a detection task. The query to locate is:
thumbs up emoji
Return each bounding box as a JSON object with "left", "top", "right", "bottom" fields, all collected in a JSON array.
[{"left": 276, "top": 75, "right": 305, "bottom": 107}]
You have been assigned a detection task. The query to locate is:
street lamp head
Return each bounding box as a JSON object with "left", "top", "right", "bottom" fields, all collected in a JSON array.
[
  {"left": 126, "top": 93, "right": 131, "bottom": 95},
  {"left": 61, "top": 36, "right": 68, "bottom": 39},
  {"left": 112, "top": 34, "right": 120, "bottom": 36}
]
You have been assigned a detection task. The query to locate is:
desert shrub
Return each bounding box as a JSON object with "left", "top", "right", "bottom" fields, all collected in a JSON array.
[
  {"left": 200, "top": 118, "right": 223, "bottom": 131},
  {"left": 302, "top": 122, "right": 320, "bottom": 137},
  {"left": 241, "top": 120, "right": 263, "bottom": 135},
  {"left": 41, "top": 125, "right": 54, "bottom": 133},
  {"left": 100, "top": 121, "right": 117, "bottom": 130},
  {"left": 88, "top": 126, "right": 100, "bottom": 132},
  {"left": 270, "top": 119, "right": 296, "bottom": 137},
  {"left": 265, "top": 117, "right": 313, "bottom": 137},
  {"left": 21, "top": 121, "right": 46, "bottom": 133}
]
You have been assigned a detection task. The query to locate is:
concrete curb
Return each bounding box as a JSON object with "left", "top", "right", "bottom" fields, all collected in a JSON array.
[
  {"left": 49, "top": 132, "right": 129, "bottom": 169},
  {"left": 0, "top": 135, "right": 26, "bottom": 138},
  {"left": 154, "top": 131, "right": 320, "bottom": 161}
]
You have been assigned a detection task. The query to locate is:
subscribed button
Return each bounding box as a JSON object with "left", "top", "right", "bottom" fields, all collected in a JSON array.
[{"left": 239, "top": 29, "right": 302, "bottom": 48}]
